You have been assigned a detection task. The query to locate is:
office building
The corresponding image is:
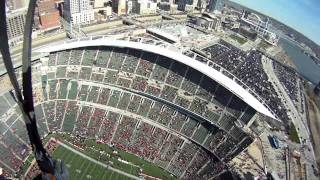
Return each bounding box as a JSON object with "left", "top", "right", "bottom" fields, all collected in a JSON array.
[
  {"left": 196, "top": 16, "right": 218, "bottom": 30},
  {"left": 208, "top": 0, "right": 223, "bottom": 13},
  {"left": 126, "top": 0, "right": 133, "bottom": 14},
  {"left": 112, "top": 0, "right": 127, "bottom": 15},
  {"left": 6, "top": 0, "right": 29, "bottom": 10},
  {"left": 64, "top": 0, "right": 95, "bottom": 24},
  {"left": 93, "top": 0, "right": 107, "bottom": 8},
  {"left": 197, "top": 0, "right": 207, "bottom": 12},
  {"left": 6, "top": 8, "right": 27, "bottom": 46},
  {"left": 177, "top": 0, "right": 198, "bottom": 12},
  {"left": 37, "top": 0, "right": 61, "bottom": 31},
  {"left": 94, "top": 6, "right": 112, "bottom": 21},
  {"left": 195, "top": 13, "right": 221, "bottom": 31},
  {"left": 138, "top": 0, "right": 157, "bottom": 15},
  {"left": 159, "top": 2, "right": 178, "bottom": 13},
  {"left": 130, "top": 0, "right": 156, "bottom": 15}
]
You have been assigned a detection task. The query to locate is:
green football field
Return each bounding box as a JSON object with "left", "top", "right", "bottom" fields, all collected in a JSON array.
[
  {"left": 55, "top": 135, "right": 176, "bottom": 180},
  {"left": 52, "top": 145, "right": 136, "bottom": 180}
]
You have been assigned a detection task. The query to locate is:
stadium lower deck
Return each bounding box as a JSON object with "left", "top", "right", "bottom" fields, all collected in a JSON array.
[
  {"left": 0, "top": 45, "right": 260, "bottom": 179},
  {"left": 25, "top": 137, "right": 170, "bottom": 180}
]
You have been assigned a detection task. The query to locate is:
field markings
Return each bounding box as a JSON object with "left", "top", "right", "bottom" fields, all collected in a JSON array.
[
  {"left": 72, "top": 154, "right": 87, "bottom": 177},
  {"left": 87, "top": 163, "right": 97, "bottom": 178},
  {"left": 79, "top": 160, "right": 92, "bottom": 179},
  {"left": 102, "top": 169, "right": 108, "bottom": 180},
  {"left": 109, "top": 172, "right": 115, "bottom": 180},
  {"left": 94, "top": 165, "right": 107, "bottom": 179},
  {"left": 57, "top": 141, "right": 142, "bottom": 180}
]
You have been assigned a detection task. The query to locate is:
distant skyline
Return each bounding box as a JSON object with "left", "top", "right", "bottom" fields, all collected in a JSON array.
[{"left": 230, "top": 0, "right": 320, "bottom": 45}]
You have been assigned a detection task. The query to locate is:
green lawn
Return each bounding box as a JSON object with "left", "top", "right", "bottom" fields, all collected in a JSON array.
[
  {"left": 56, "top": 134, "right": 176, "bottom": 179},
  {"left": 19, "top": 154, "right": 34, "bottom": 176},
  {"left": 289, "top": 123, "right": 300, "bottom": 144},
  {"left": 116, "top": 150, "right": 176, "bottom": 180},
  {"left": 230, "top": 34, "right": 247, "bottom": 44},
  {"left": 23, "top": 134, "right": 176, "bottom": 179},
  {"left": 82, "top": 139, "right": 176, "bottom": 179},
  {"left": 20, "top": 134, "right": 58, "bottom": 176},
  {"left": 52, "top": 145, "right": 133, "bottom": 180},
  {"left": 258, "top": 40, "right": 271, "bottom": 50}
]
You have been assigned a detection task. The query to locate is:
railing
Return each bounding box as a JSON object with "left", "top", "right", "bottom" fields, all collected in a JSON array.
[
  {"left": 181, "top": 48, "right": 279, "bottom": 120},
  {"left": 35, "top": 35, "right": 279, "bottom": 120}
]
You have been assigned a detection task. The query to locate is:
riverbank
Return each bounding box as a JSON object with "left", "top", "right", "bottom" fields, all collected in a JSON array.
[
  {"left": 274, "top": 46, "right": 297, "bottom": 69},
  {"left": 280, "top": 39, "right": 320, "bottom": 85},
  {"left": 306, "top": 99, "right": 320, "bottom": 170},
  {"left": 305, "top": 84, "right": 320, "bottom": 170}
]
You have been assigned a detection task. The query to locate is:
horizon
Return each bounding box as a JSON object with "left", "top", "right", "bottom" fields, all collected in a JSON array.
[{"left": 230, "top": 0, "right": 320, "bottom": 46}]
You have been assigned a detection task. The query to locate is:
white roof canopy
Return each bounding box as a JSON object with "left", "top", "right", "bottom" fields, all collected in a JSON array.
[{"left": 37, "top": 39, "right": 276, "bottom": 119}]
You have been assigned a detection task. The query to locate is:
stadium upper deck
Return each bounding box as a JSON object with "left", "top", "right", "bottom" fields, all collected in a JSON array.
[
  {"left": 36, "top": 36, "right": 275, "bottom": 119},
  {"left": 0, "top": 37, "right": 260, "bottom": 178}
]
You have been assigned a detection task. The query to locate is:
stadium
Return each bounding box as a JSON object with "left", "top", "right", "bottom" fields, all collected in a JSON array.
[
  {"left": 2, "top": 0, "right": 320, "bottom": 178},
  {"left": 0, "top": 34, "right": 281, "bottom": 179}
]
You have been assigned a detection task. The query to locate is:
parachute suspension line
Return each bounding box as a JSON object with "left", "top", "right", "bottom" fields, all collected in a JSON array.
[
  {"left": 22, "top": 0, "right": 36, "bottom": 114},
  {"left": 22, "top": 0, "right": 47, "bottom": 153},
  {"left": 0, "top": 0, "right": 25, "bottom": 110},
  {"left": 0, "top": 2, "right": 34, "bottom": 152},
  {"left": 0, "top": 0, "right": 56, "bottom": 176},
  {"left": 21, "top": 0, "right": 56, "bottom": 175},
  {"left": 0, "top": 0, "right": 36, "bottom": 146}
]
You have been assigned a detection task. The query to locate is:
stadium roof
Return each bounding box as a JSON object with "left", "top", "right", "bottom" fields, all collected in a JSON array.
[{"left": 36, "top": 38, "right": 276, "bottom": 119}]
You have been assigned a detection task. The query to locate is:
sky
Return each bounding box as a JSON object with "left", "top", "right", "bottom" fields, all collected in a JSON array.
[{"left": 230, "top": 0, "right": 320, "bottom": 45}]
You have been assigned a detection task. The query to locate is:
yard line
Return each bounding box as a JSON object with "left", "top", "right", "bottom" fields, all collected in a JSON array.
[{"left": 57, "top": 141, "right": 142, "bottom": 180}]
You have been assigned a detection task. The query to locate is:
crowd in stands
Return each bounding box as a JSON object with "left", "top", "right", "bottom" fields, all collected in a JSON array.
[
  {"left": 0, "top": 46, "right": 258, "bottom": 178},
  {"left": 203, "top": 42, "right": 292, "bottom": 125},
  {"left": 168, "top": 142, "right": 198, "bottom": 176},
  {"left": 272, "top": 61, "right": 300, "bottom": 105},
  {"left": 0, "top": 143, "right": 23, "bottom": 172},
  {"left": 57, "top": 47, "right": 250, "bottom": 125},
  {"left": 182, "top": 148, "right": 212, "bottom": 179},
  {"left": 0, "top": 96, "right": 30, "bottom": 174},
  {"left": 24, "top": 139, "right": 59, "bottom": 179},
  {"left": 235, "top": 51, "right": 290, "bottom": 124}
]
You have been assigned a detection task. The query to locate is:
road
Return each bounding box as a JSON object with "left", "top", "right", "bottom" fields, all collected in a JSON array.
[
  {"left": 306, "top": 99, "right": 320, "bottom": 169},
  {"left": 262, "top": 56, "right": 309, "bottom": 141},
  {"left": 262, "top": 56, "right": 318, "bottom": 179},
  {"left": 0, "top": 32, "right": 67, "bottom": 74}
]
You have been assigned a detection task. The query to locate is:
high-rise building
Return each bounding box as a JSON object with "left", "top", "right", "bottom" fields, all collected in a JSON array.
[
  {"left": 197, "top": 0, "right": 207, "bottom": 12},
  {"left": 112, "top": 0, "right": 127, "bottom": 15},
  {"left": 37, "top": 0, "right": 61, "bottom": 31},
  {"left": 132, "top": 0, "right": 157, "bottom": 15},
  {"left": 177, "top": 0, "right": 198, "bottom": 12},
  {"left": 64, "top": 0, "right": 95, "bottom": 24},
  {"left": 208, "top": 0, "right": 223, "bottom": 13},
  {"left": 158, "top": 2, "right": 178, "bottom": 13},
  {"left": 93, "top": 0, "right": 107, "bottom": 8},
  {"left": 90, "top": 0, "right": 111, "bottom": 21},
  {"left": 126, "top": 0, "right": 133, "bottom": 14},
  {"left": 56, "top": 1, "right": 65, "bottom": 16},
  {"left": 6, "top": 8, "right": 27, "bottom": 46},
  {"left": 6, "top": 0, "right": 29, "bottom": 10},
  {"left": 195, "top": 14, "right": 221, "bottom": 30}
]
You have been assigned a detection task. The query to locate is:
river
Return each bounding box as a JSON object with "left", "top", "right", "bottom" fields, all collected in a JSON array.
[{"left": 279, "top": 38, "right": 320, "bottom": 85}]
